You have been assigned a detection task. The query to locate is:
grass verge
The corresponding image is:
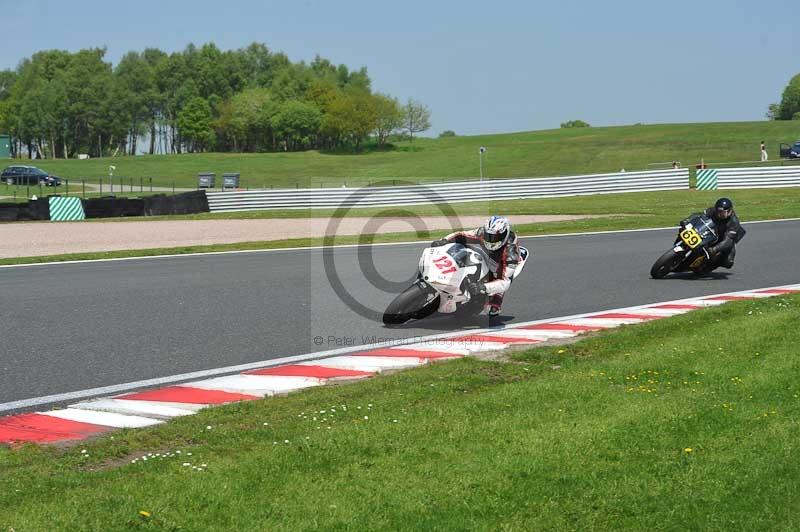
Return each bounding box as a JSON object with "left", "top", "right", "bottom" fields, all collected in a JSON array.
[
  {"left": 1, "top": 294, "right": 799, "bottom": 530},
  {"left": 0, "top": 229, "right": 437, "bottom": 266}
]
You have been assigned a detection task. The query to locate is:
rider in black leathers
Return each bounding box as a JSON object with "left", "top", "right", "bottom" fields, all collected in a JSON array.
[{"left": 683, "top": 197, "right": 745, "bottom": 268}]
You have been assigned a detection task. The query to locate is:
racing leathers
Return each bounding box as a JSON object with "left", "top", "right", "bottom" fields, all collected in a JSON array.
[
  {"left": 704, "top": 207, "right": 744, "bottom": 268},
  {"left": 433, "top": 228, "right": 521, "bottom": 312},
  {"left": 681, "top": 208, "right": 744, "bottom": 269}
]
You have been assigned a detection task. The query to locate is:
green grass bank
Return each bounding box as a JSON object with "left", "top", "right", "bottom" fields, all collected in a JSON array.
[{"left": 17, "top": 120, "right": 800, "bottom": 189}]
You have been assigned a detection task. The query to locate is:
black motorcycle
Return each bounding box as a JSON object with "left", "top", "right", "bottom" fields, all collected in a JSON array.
[{"left": 651, "top": 214, "right": 721, "bottom": 279}]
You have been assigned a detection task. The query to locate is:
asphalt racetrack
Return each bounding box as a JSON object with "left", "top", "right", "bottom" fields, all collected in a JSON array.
[{"left": 1, "top": 219, "right": 798, "bottom": 411}]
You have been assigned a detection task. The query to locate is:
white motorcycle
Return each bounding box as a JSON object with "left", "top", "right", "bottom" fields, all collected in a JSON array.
[{"left": 382, "top": 242, "right": 530, "bottom": 325}]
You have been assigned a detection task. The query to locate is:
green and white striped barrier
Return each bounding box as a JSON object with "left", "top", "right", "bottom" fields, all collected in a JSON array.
[
  {"left": 696, "top": 169, "right": 718, "bottom": 191},
  {"left": 49, "top": 197, "right": 85, "bottom": 221}
]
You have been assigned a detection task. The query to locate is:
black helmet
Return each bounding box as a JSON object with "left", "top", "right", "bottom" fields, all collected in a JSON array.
[{"left": 713, "top": 197, "right": 733, "bottom": 221}]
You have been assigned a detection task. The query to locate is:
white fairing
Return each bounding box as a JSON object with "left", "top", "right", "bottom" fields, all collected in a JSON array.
[{"left": 418, "top": 243, "right": 528, "bottom": 314}]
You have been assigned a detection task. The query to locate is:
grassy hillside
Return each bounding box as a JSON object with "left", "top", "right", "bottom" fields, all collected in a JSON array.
[
  {"left": 2, "top": 294, "right": 799, "bottom": 530},
  {"left": 16, "top": 121, "right": 800, "bottom": 189}
]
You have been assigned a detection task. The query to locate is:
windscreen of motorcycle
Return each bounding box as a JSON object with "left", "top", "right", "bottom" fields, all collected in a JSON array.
[{"left": 681, "top": 214, "right": 718, "bottom": 249}]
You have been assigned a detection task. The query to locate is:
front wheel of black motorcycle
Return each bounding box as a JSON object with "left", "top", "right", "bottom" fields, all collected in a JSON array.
[
  {"left": 650, "top": 249, "right": 683, "bottom": 279},
  {"left": 382, "top": 282, "right": 440, "bottom": 325}
]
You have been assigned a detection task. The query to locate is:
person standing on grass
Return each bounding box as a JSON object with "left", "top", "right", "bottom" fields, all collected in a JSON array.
[{"left": 761, "top": 141, "right": 768, "bottom": 162}]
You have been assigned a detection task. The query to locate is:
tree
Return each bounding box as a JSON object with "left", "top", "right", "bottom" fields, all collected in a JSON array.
[
  {"left": 238, "top": 42, "right": 277, "bottom": 87},
  {"left": 271, "top": 65, "right": 310, "bottom": 102},
  {"left": 115, "top": 51, "right": 156, "bottom": 155},
  {"left": 0, "top": 70, "right": 15, "bottom": 102},
  {"left": 439, "top": 130, "right": 456, "bottom": 138},
  {"left": 304, "top": 78, "right": 339, "bottom": 115},
  {"left": 766, "top": 103, "right": 780, "bottom": 121},
  {"left": 560, "top": 119, "right": 591, "bottom": 128},
  {"left": 321, "top": 90, "right": 378, "bottom": 150},
  {"left": 62, "top": 48, "right": 114, "bottom": 157},
  {"left": 9, "top": 50, "right": 73, "bottom": 159},
  {"left": 0, "top": 70, "right": 16, "bottom": 154},
  {"left": 227, "top": 88, "right": 276, "bottom": 151},
  {"left": 177, "top": 96, "right": 214, "bottom": 152},
  {"left": 271, "top": 100, "right": 322, "bottom": 151},
  {"left": 778, "top": 74, "right": 800, "bottom": 120},
  {"left": 141, "top": 48, "right": 167, "bottom": 154},
  {"left": 402, "top": 98, "right": 431, "bottom": 145},
  {"left": 0, "top": 41, "right": 388, "bottom": 157},
  {"left": 371, "top": 93, "right": 402, "bottom": 148},
  {"left": 194, "top": 43, "right": 233, "bottom": 101}
]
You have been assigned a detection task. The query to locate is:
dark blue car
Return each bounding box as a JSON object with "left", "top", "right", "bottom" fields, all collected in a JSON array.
[{"left": 0, "top": 165, "right": 62, "bottom": 186}]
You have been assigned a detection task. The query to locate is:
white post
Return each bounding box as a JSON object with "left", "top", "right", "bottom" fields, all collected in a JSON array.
[{"left": 109, "top": 165, "right": 116, "bottom": 194}]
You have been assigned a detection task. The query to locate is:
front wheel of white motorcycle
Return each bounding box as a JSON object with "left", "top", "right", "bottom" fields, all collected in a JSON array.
[{"left": 383, "top": 282, "right": 440, "bottom": 326}]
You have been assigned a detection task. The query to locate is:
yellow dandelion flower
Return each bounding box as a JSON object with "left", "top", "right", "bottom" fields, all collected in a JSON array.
[
  {"left": 684, "top": 448, "right": 693, "bottom": 453},
  {"left": 139, "top": 511, "right": 151, "bottom": 518}
]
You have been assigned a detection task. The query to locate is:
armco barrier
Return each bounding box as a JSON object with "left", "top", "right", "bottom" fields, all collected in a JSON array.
[
  {"left": 205, "top": 169, "right": 689, "bottom": 212},
  {"left": 717, "top": 166, "right": 800, "bottom": 189}
]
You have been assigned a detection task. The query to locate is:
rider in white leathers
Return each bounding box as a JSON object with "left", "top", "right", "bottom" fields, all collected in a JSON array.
[{"left": 432, "top": 216, "right": 520, "bottom": 317}]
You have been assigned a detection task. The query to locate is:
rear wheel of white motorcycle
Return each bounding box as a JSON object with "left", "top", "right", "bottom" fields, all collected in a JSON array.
[
  {"left": 650, "top": 249, "right": 683, "bottom": 279},
  {"left": 383, "top": 282, "right": 440, "bottom": 325}
]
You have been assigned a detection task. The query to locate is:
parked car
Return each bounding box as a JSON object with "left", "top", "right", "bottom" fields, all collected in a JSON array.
[
  {"left": 0, "top": 165, "right": 62, "bottom": 186},
  {"left": 790, "top": 141, "right": 800, "bottom": 159},
  {"left": 779, "top": 141, "right": 800, "bottom": 159}
]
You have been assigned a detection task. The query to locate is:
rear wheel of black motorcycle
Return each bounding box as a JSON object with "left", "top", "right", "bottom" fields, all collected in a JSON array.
[
  {"left": 382, "top": 283, "right": 440, "bottom": 325},
  {"left": 650, "top": 249, "right": 683, "bottom": 279}
]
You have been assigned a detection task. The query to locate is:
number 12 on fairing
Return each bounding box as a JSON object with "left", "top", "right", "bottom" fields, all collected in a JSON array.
[{"left": 432, "top": 255, "right": 457, "bottom": 274}]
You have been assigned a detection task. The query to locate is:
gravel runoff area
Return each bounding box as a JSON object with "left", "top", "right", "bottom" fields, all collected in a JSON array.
[{"left": 0, "top": 215, "right": 616, "bottom": 259}]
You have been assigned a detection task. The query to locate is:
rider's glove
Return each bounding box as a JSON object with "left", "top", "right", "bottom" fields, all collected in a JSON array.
[
  {"left": 431, "top": 238, "right": 448, "bottom": 247},
  {"left": 468, "top": 281, "right": 486, "bottom": 298}
]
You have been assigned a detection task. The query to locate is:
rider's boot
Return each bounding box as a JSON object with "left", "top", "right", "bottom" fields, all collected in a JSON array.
[{"left": 484, "top": 294, "right": 504, "bottom": 317}]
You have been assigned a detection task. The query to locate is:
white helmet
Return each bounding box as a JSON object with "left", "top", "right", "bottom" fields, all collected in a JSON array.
[{"left": 481, "top": 216, "right": 511, "bottom": 251}]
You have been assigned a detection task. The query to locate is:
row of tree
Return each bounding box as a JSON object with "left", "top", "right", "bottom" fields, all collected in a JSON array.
[
  {"left": 0, "top": 43, "right": 431, "bottom": 158},
  {"left": 767, "top": 73, "right": 800, "bottom": 121}
]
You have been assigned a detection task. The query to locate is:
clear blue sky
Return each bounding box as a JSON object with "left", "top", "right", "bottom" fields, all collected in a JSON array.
[{"left": 1, "top": 0, "right": 797, "bottom": 136}]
